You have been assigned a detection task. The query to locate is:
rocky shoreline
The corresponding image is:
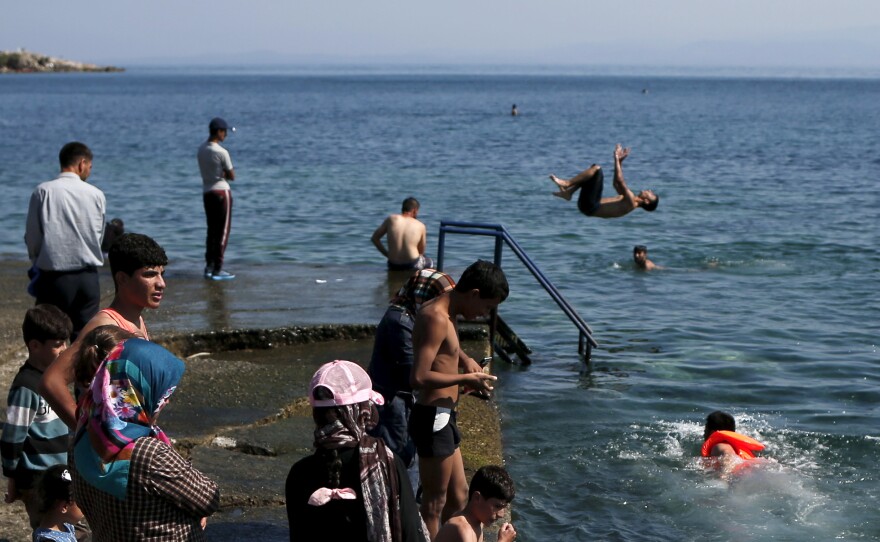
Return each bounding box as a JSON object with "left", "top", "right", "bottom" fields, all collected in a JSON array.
[{"left": 0, "top": 50, "right": 122, "bottom": 73}]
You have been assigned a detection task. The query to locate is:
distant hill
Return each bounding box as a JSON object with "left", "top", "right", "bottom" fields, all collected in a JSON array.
[{"left": 0, "top": 49, "right": 123, "bottom": 73}]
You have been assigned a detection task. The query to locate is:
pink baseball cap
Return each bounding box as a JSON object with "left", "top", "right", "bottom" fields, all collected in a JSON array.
[{"left": 309, "top": 360, "right": 385, "bottom": 408}]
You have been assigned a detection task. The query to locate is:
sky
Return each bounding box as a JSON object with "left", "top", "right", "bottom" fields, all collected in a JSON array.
[{"left": 3, "top": 1, "right": 880, "bottom": 68}]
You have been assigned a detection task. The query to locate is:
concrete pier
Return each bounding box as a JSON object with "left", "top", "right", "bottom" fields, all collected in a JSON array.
[{"left": 0, "top": 261, "right": 503, "bottom": 542}]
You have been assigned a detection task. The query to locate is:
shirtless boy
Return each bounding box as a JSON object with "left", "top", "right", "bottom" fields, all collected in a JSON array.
[
  {"left": 409, "top": 260, "right": 509, "bottom": 540},
  {"left": 550, "top": 144, "right": 659, "bottom": 218},
  {"left": 372, "top": 197, "right": 434, "bottom": 270},
  {"left": 435, "top": 465, "right": 517, "bottom": 542},
  {"left": 633, "top": 245, "right": 661, "bottom": 271},
  {"left": 38, "top": 233, "right": 168, "bottom": 428}
]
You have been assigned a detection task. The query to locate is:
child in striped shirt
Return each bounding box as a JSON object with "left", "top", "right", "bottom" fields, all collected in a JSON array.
[{"left": 1, "top": 305, "right": 72, "bottom": 528}]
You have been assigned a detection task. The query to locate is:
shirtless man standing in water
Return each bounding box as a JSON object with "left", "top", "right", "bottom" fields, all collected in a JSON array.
[
  {"left": 550, "top": 144, "right": 659, "bottom": 218},
  {"left": 372, "top": 197, "right": 434, "bottom": 270},
  {"left": 409, "top": 260, "right": 508, "bottom": 540}
]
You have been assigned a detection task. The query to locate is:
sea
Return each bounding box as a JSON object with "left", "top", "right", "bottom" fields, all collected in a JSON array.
[{"left": 1, "top": 66, "right": 878, "bottom": 540}]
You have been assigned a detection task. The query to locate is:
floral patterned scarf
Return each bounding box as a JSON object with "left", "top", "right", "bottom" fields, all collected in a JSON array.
[{"left": 73, "top": 339, "right": 185, "bottom": 500}]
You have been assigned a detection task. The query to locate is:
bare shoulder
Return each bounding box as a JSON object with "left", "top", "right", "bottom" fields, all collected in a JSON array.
[
  {"left": 435, "top": 515, "right": 477, "bottom": 542},
  {"left": 421, "top": 296, "right": 454, "bottom": 325},
  {"left": 70, "top": 311, "right": 117, "bottom": 347}
]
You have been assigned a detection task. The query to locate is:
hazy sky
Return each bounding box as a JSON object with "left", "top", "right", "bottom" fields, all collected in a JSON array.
[{"left": 3, "top": 1, "right": 879, "bottom": 67}]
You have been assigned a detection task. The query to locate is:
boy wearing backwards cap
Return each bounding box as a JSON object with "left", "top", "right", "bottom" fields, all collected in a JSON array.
[{"left": 198, "top": 116, "right": 236, "bottom": 280}]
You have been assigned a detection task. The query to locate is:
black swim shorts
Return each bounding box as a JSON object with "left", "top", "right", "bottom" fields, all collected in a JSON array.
[
  {"left": 387, "top": 255, "right": 435, "bottom": 271},
  {"left": 576, "top": 167, "right": 604, "bottom": 216},
  {"left": 408, "top": 403, "right": 460, "bottom": 458}
]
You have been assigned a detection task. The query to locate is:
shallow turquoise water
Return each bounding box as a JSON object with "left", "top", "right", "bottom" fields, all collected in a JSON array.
[{"left": 1, "top": 68, "right": 878, "bottom": 540}]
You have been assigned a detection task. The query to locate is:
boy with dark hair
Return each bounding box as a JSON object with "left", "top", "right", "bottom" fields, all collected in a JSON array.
[
  {"left": 107, "top": 232, "right": 169, "bottom": 279},
  {"left": 633, "top": 245, "right": 661, "bottom": 271},
  {"left": 453, "top": 260, "right": 509, "bottom": 302},
  {"left": 549, "top": 144, "right": 659, "bottom": 218},
  {"left": 701, "top": 410, "right": 765, "bottom": 463},
  {"left": 1, "top": 305, "right": 72, "bottom": 529},
  {"left": 39, "top": 233, "right": 168, "bottom": 428},
  {"left": 435, "top": 465, "right": 517, "bottom": 542},
  {"left": 409, "top": 260, "right": 509, "bottom": 540}
]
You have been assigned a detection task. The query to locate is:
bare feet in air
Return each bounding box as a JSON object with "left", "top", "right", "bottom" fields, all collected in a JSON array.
[
  {"left": 550, "top": 174, "right": 573, "bottom": 200},
  {"left": 614, "top": 144, "right": 630, "bottom": 162},
  {"left": 552, "top": 189, "right": 573, "bottom": 200},
  {"left": 549, "top": 174, "right": 569, "bottom": 189}
]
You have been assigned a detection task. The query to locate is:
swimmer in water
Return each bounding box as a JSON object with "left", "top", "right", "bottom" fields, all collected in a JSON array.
[
  {"left": 702, "top": 411, "right": 765, "bottom": 472},
  {"left": 633, "top": 245, "right": 662, "bottom": 271}
]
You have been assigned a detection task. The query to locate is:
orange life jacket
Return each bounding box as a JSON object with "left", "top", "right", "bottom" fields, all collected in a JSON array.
[{"left": 701, "top": 430, "right": 764, "bottom": 460}]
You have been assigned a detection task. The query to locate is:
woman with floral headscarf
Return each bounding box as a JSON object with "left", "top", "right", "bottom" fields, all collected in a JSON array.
[
  {"left": 286, "top": 360, "right": 429, "bottom": 542},
  {"left": 71, "top": 339, "right": 219, "bottom": 541}
]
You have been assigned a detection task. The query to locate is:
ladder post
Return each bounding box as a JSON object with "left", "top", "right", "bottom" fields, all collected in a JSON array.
[
  {"left": 437, "top": 227, "right": 446, "bottom": 271},
  {"left": 493, "top": 234, "right": 504, "bottom": 268}
]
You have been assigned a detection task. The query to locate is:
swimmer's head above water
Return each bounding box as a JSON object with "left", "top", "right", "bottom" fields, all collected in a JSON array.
[{"left": 704, "top": 410, "right": 736, "bottom": 441}]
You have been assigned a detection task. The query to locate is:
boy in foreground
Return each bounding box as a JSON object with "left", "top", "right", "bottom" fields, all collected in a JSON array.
[
  {"left": 435, "top": 465, "right": 517, "bottom": 542},
  {"left": 39, "top": 233, "right": 168, "bottom": 428},
  {"left": 1, "top": 305, "right": 73, "bottom": 528},
  {"left": 409, "top": 260, "right": 509, "bottom": 540}
]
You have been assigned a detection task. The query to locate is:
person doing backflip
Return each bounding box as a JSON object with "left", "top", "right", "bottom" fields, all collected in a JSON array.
[{"left": 549, "top": 144, "right": 659, "bottom": 218}]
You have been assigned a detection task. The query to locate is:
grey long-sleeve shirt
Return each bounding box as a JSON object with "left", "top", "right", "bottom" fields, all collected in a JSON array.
[{"left": 24, "top": 172, "right": 106, "bottom": 271}]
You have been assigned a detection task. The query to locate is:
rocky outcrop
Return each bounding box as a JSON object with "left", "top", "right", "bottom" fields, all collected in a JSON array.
[{"left": 0, "top": 49, "right": 123, "bottom": 73}]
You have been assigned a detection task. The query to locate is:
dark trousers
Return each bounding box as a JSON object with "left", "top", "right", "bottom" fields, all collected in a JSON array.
[
  {"left": 372, "top": 392, "right": 420, "bottom": 493},
  {"left": 577, "top": 167, "right": 605, "bottom": 216},
  {"left": 203, "top": 190, "right": 233, "bottom": 273},
  {"left": 34, "top": 266, "right": 99, "bottom": 338}
]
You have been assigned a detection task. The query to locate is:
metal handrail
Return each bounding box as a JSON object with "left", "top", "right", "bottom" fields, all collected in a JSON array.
[{"left": 436, "top": 221, "right": 597, "bottom": 357}]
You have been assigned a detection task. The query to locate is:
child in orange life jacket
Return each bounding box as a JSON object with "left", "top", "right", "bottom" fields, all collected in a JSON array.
[{"left": 702, "top": 411, "right": 765, "bottom": 466}]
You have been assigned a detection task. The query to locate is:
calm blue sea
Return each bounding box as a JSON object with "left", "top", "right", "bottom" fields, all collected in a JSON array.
[{"left": 1, "top": 67, "right": 878, "bottom": 540}]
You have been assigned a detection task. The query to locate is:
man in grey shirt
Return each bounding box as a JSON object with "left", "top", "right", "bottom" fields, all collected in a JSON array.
[
  {"left": 197, "top": 117, "right": 236, "bottom": 280},
  {"left": 25, "top": 142, "right": 106, "bottom": 337}
]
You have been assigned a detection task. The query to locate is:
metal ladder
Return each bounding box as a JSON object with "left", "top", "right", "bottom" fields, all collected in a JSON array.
[{"left": 436, "top": 221, "right": 597, "bottom": 361}]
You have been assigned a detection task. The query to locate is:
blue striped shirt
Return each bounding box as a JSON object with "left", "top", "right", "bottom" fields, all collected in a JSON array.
[{"left": 1, "top": 362, "right": 69, "bottom": 487}]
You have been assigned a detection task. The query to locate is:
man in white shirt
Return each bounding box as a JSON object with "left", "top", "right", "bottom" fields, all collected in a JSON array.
[
  {"left": 197, "top": 117, "right": 236, "bottom": 280},
  {"left": 25, "top": 142, "right": 105, "bottom": 338}
]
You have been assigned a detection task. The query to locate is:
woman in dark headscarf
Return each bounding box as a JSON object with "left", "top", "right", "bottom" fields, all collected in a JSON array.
[
  {"left": 286, "top": 360, "right": 429, "bottom": 542},
  {"left": 71, "top": 339, "right": 219, "bottom": 541}
]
